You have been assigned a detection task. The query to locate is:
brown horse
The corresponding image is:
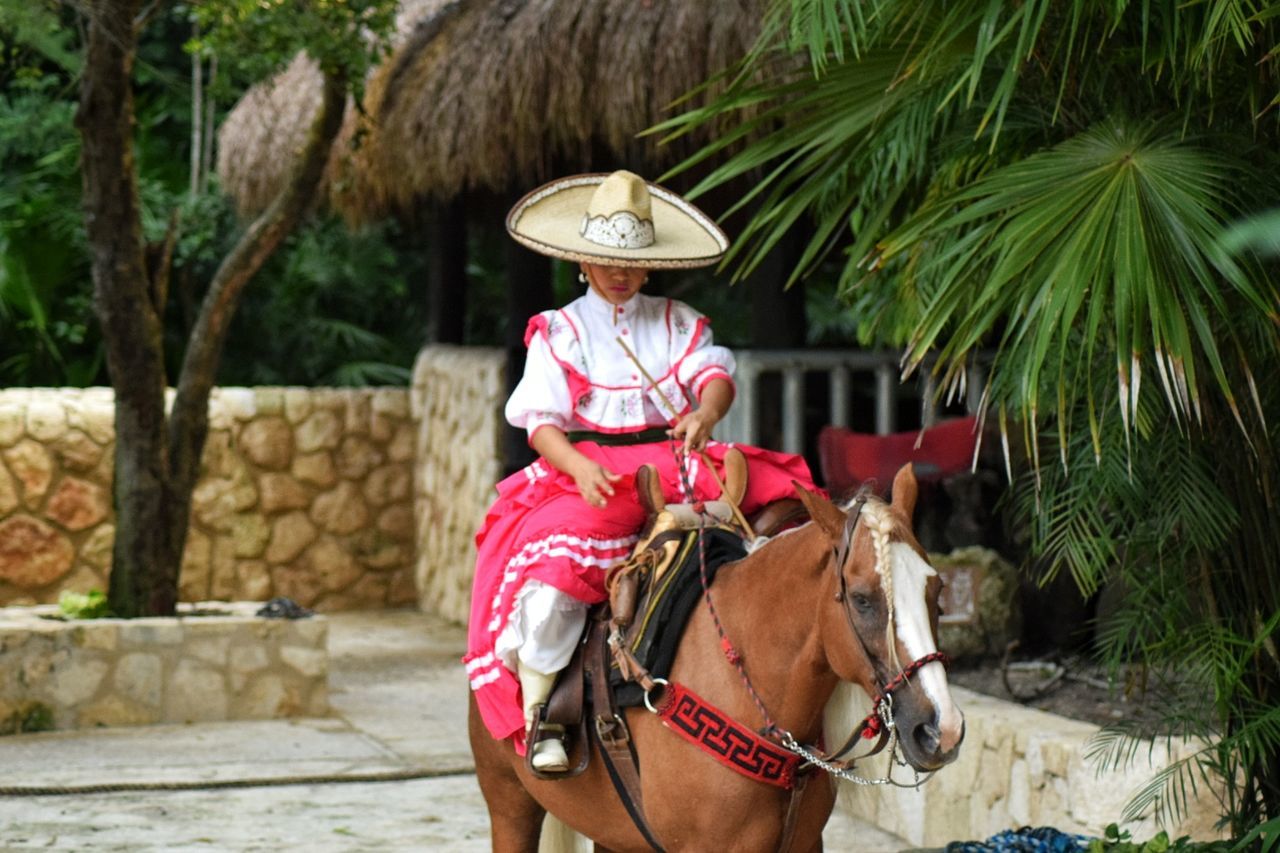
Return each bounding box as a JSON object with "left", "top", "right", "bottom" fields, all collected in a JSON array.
[{"left": 468, "top": 464, "right": 965, "bottom": 852}]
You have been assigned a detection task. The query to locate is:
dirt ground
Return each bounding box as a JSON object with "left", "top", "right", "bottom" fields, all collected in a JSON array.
[{"left": 948, "top": 656, "right": 1147, "bottom": 728}]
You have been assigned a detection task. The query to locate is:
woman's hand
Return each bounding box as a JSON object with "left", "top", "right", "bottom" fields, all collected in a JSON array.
[
  {"left": 530, "top": 425, "right": 620, "bottom": 509},
  {"left": 670, "top": 377, "right": 733, "bottom": 454},
  {"left": 569, "top": 456, "right": 621, "bottom": 509},
  {"left": 669, "top": 409, "right": 718, "bottom": 454}
]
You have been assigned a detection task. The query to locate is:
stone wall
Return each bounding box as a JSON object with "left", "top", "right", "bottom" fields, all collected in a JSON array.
[
  {"left": 410, "top": 345, "right": 505, "bottom": 625},
  {"left": 0, "top": 387, "right": 417, "bottom": 611},
  {"left": 0, "top": 602, "right": 326, "bottom": 732},
  {"left": 843, "top": 687, "right": 1223, "bottom": 845}
]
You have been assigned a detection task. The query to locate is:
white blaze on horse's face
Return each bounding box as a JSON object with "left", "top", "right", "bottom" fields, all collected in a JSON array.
[{"left": 889, "top": 542, "right": 965, "bottom": 755}]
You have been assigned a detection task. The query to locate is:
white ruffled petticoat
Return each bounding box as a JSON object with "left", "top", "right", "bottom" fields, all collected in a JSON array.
[{"left": 493, "top": 579, "right": 588, "bottom": 675}]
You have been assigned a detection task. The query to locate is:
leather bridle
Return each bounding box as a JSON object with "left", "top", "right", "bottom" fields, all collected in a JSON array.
[{"left": 823, "top": 496, "right": 951, "bottom": 758}]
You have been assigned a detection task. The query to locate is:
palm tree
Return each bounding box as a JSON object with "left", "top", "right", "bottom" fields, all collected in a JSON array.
[{"left": 661, "top": 0, "right": 1280, "bottom": 835}]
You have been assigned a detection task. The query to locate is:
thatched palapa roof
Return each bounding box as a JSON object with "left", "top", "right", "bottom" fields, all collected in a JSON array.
[
  {"left": 217, "top": 0, "right": 765, "bottom": 222},
  {"left": 215, "top": 0, "right": 450, "bottom": 218}
]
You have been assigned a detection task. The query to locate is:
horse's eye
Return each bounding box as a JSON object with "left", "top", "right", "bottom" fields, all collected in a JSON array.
[{"left": 851, "top": 593, "right": 873, "bottom": 613}]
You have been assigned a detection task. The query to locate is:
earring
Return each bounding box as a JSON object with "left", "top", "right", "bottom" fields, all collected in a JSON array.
[{"left": 578, "top": 272, "right": 588, "bottom": 284}]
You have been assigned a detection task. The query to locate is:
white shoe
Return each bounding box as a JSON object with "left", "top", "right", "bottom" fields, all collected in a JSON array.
[
  {"left": 530, "top": 733, "right": 569, "bottom": 773},
  {"left": 518, "top": 663, "right": 570, "bottom": 772}
]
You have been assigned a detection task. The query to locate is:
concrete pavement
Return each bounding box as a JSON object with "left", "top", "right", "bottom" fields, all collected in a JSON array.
[{"left": 0, "top": 610, "right": 909, "bottom": 851}]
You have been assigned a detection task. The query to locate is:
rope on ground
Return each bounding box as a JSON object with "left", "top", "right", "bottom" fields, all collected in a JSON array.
[{"left": 0, "top": 765, "right": 475, "bottom": 797}]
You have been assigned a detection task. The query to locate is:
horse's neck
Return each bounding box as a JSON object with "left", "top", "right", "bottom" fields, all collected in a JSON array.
[{"left": 710, "top": 523, "right": 838, "bottom": 740}]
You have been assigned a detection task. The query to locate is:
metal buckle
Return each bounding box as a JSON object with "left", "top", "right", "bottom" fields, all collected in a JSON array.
[{"left": 595, "top": 713, "right": 629, "bottom": 746}]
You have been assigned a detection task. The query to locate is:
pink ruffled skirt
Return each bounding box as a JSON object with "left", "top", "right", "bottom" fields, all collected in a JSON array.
[{"left": 464, "top": 439, "right": 818, "bottom": 749}]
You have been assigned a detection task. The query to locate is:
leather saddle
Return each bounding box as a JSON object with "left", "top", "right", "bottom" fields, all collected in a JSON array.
[{"left": 526, "top": 448, "right": 808, "bottom": 782}]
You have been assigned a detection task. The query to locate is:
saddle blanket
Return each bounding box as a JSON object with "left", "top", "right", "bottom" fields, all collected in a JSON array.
[{"left": 609, "top": 526, "right": 746, "bottom": 708}]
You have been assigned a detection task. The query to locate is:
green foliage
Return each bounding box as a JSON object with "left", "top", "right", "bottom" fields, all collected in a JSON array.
[
  {"left": 0, "top": 0, "right": 421, "bottom": 390},
  {"left": 0, "top": 11, "right": 102, "bottom": 386},
  {"left": 1032, "top": 363, "right": 1280, "bottom": 830},
  {"left": 0, "top": 701, "right": 55, "bottom": 735},
  {"left": 1088, "top": 818, "right": 1280, "bottom": 852},
  {"left": 873, "top": 121, "right": 1270, "bottom": 442},
  {"left": 1088, "top": 823, "right": 1218, "bottom": 852},
  {"left": 189, "top": 0, "right": 396, "bottom": 99},
  {"left": 173, "top": 0, "right": 403, "bottom": 385},
  {"left": 667, "top": 0, "right": 1280, "bottom": 834},
  {"left": 179, "top": 201, "right": 428, "bottom": 386},
  {"left": 1221, "top": 208, "right": 1280, "bottom": 259},
  {"left": 1234, "top": 817, "right": 1280, "bottom": 852},
  {"left": 57, "top": 589, "right": 113, "bottom": 620},
  {"left": 0, "top": 1, "right": 79, "bottom": 77}
]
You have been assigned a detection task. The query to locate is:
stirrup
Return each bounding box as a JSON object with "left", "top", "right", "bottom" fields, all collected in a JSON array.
[
  {"left": 525, "top": 706, "right": 571, "bottom": 776},
  {"left": 530, "top": 725, "right": 569, "bottom": 773}
]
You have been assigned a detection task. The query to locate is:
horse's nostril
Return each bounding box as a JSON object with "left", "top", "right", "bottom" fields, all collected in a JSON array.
[{"left": 913, "top": 722, "right": 941, "bottom": 754}]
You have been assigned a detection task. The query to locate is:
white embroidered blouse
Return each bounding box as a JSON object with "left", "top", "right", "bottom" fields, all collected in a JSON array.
[{"left": 506, "top": 288, "right": 736, "bottom": 439}]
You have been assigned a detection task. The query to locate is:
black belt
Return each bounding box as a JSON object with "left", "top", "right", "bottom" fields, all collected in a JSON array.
[{"left": 567, "top": 428, "right": 669, "bottom": 446}]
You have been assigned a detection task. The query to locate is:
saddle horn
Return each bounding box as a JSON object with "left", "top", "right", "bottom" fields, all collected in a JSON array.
[
  {"left": 636, "top": 464, "right": 665, "bottom": 516},
  {"left": 719, "top": 447, "right": 747, "bottom": 507}
]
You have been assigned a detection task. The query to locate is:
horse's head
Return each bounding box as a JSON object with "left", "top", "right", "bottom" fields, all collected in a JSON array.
[{"left": 797, "top": 464, "right": 965, "bottom": 772}]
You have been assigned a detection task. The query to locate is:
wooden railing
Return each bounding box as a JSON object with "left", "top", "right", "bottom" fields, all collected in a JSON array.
[{"left": 717, "top": 349, "right": 986, "bottom": 455}]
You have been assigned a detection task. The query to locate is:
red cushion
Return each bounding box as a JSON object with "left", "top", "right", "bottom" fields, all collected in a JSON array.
[{"left": 817, "top": 416, "right": 979, "bottom": 495}]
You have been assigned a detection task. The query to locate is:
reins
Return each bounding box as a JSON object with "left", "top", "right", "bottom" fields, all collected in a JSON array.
[
  {"left": 642, "top": 446, "right": 950, "bottom": 789},
  {"left": 687, "top": 468, "right": 780, "bottom": 735},
  {"left": 830, "top": 496, "right": 951, "bottom": 745},
  {"left": 588, "top": 442, "right": 950, "bottom": 853}
]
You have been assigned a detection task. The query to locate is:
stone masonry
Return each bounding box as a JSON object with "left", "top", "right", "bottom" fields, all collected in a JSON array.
[
  {"left": 0, "top": 602, "right": 327, "bottom": 731},
  {"left": 410, "top": 345, "right": 505, "bottom": 625},
  {"left": 0, "top": 387, "right": 417, "bottom": 611},
  {"left": 841, "top": 687, "right": 1223, "bottom": 844},
  {"left": 0, "top": 357, "right": 1231, "bottom": 840}
]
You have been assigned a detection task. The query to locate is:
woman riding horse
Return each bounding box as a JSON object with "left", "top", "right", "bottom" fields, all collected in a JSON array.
[
  {"left": 464, "top": 170, "right": 821, "bottom": 772},
  {"left": 469, "top": 464, "right": 966, "bottom": 851}
]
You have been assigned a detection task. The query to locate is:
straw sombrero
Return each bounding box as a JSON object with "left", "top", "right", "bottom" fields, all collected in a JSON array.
[{"left": 505, "top": 171, "right": 729, "bottom": 269}]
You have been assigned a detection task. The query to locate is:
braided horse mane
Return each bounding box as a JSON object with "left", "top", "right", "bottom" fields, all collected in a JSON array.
[
  {"left": 483, "top": 468, "right": 964, "bottom": 851},
  {"left": 854, "top": 491, "right": 906, "bottom": 672},
  {"left": 821, "top": 487, "right": 935, "bottom": 777},
  {"left": 747, "top": 486, "right": 911, "bottom": 671}
]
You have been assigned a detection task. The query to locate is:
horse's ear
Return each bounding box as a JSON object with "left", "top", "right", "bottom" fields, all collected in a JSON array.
[
  {"left": 890, "top": 464, "right": 918, "bottom": 520},
  {"left": 793, "top": 481, "right": 846, "bottom": 542}
]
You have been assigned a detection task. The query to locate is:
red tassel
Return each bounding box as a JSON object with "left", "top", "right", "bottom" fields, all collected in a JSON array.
[
  {"left": 861, "top": 716, "right": 881, "bottom": 739},
  {"left": 721, "top": 637, "right": 741, "bottom": 665}
]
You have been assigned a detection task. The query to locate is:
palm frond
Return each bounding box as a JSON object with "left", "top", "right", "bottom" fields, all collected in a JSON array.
[
  {"left": 1087, "top": 702, "right": 1280, "bottom": 828},
  {"left": 1117, "top": 750, "right": 1214, "bottom": 827},
  {"left": 661, "top": 44, "right": 981, "bottom": 288},
  {"left": 679, "top": 0, "right": 1280, "bottom": 833},
  {"left": 871, "top": 120, "right": 1276, "bottom": 447},
  {"left": 302, "top": 316, "right": 391, "bottom": 352},
  {"left": 1231, "top": 815, "right": 1280, "bottom": 852},
  {"left": 1220, "top": 207, "right": 1280, "bottom": 259},
  {"left": 766, "top": 0, "right": 888, "bottom": 71},
  {"left": 326, "top": 360, "right": 411, "bottom": 387}
]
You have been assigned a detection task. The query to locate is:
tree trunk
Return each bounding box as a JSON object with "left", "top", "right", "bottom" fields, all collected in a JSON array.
[
  {"left": 76, "top": 0, "right": 178, "bottom": 616},
  {"left": 76, "top": 0, "right": 350, "bottom": 615},
  {"left": 165, "top": 69, "right": 349, "bottom": 584}
]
